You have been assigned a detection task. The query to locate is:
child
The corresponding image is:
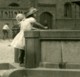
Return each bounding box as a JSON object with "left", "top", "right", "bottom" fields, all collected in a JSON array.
[{"left": 11, "top": 7, "right": 47, "bottom": 65}]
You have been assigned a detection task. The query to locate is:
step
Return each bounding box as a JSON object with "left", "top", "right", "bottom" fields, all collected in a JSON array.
[{"left": 0, "top": 63, "right": 24, "bottom": 70}]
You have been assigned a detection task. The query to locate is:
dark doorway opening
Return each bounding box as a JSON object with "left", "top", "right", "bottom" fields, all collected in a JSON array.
[{"left": 40, "top": 12, "right": 53, "bottom": 29}]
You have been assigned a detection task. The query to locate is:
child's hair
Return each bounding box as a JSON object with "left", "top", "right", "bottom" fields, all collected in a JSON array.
[{"left": 16, "top": 13, "right": 25, "bottom": 22}]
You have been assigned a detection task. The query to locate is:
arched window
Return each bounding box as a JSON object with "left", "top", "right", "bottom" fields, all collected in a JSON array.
[
  {"left": 9, "top": 3, "right": 19, "bottom": 7},
  {"left": 64, "top": 2, "right": 72, "bottom": 17},
  {"left": 40, "top": 12, "right": 53, "bottom": 29}
]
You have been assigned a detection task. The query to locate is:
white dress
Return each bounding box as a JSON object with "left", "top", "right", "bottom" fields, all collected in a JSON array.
[{"left": 11, "top": 17, "right": 36, "bottom": 49}]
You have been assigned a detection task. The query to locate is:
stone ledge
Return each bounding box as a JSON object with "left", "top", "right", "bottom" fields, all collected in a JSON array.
[
  {"left": 39, "top": 62, "right": 80, "bottom": 69},
  {"left": 27, "top": 68, "right": 80, "bottom": 77},
  {"left": 2, "top": 67, "right": 80, "bottom": 77},
  {"left": 0, "top": 63, "right": 15, "bottom": 70}
]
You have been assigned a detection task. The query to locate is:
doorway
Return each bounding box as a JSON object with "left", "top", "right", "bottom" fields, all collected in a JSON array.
[{"left": 40, "top": 12, "right": 53, "bottom": 29}]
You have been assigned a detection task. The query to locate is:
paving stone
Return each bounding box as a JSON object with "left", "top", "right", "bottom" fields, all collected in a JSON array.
[{"left": 0, "top": 39, "right": 14, "bottom": 63}]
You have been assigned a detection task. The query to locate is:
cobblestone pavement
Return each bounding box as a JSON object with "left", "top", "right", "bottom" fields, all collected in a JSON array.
[{"left": 0, "top": 39, "right": 14, "bottom": 63}]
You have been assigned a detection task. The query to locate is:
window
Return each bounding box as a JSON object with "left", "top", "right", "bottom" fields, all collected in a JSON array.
[{"left": 64, "top": 3, "right": 72, "bottom": 17}]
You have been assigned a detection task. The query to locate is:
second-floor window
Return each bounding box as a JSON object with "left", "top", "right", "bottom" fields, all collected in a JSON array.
[{"left": 64, "top": 3, "right": 72, "bottom": 18}]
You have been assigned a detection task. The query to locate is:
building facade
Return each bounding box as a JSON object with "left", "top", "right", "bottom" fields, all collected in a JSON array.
[
  {"left": 0, "top": 0, "right": 80, "bottom": 38},
  {"left": 0, "top": 0, "right": 33, "bottom": 38},
  {"left": 35, "top": 0, "right": 80, "bottom": 30}
]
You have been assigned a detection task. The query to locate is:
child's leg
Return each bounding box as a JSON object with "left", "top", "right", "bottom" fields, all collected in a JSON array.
[
  {"left": 2, "top": 30, "right": 5, "bottom": 39},
  {"left": 18, "top": 49, "right": 25, "bottom": 64}
]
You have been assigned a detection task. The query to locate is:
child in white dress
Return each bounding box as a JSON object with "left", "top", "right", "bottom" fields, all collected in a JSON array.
[{"left": 11, "top": 7, "right": 47, "bottom": 64}]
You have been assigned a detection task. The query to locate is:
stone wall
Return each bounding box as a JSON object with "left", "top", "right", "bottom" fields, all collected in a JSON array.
[
  {"left": 55, "top": 19, "right": 80, "bottom": 30},
  {"left": 24, "top": 30, "right": 80, "bottom": 68}
]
